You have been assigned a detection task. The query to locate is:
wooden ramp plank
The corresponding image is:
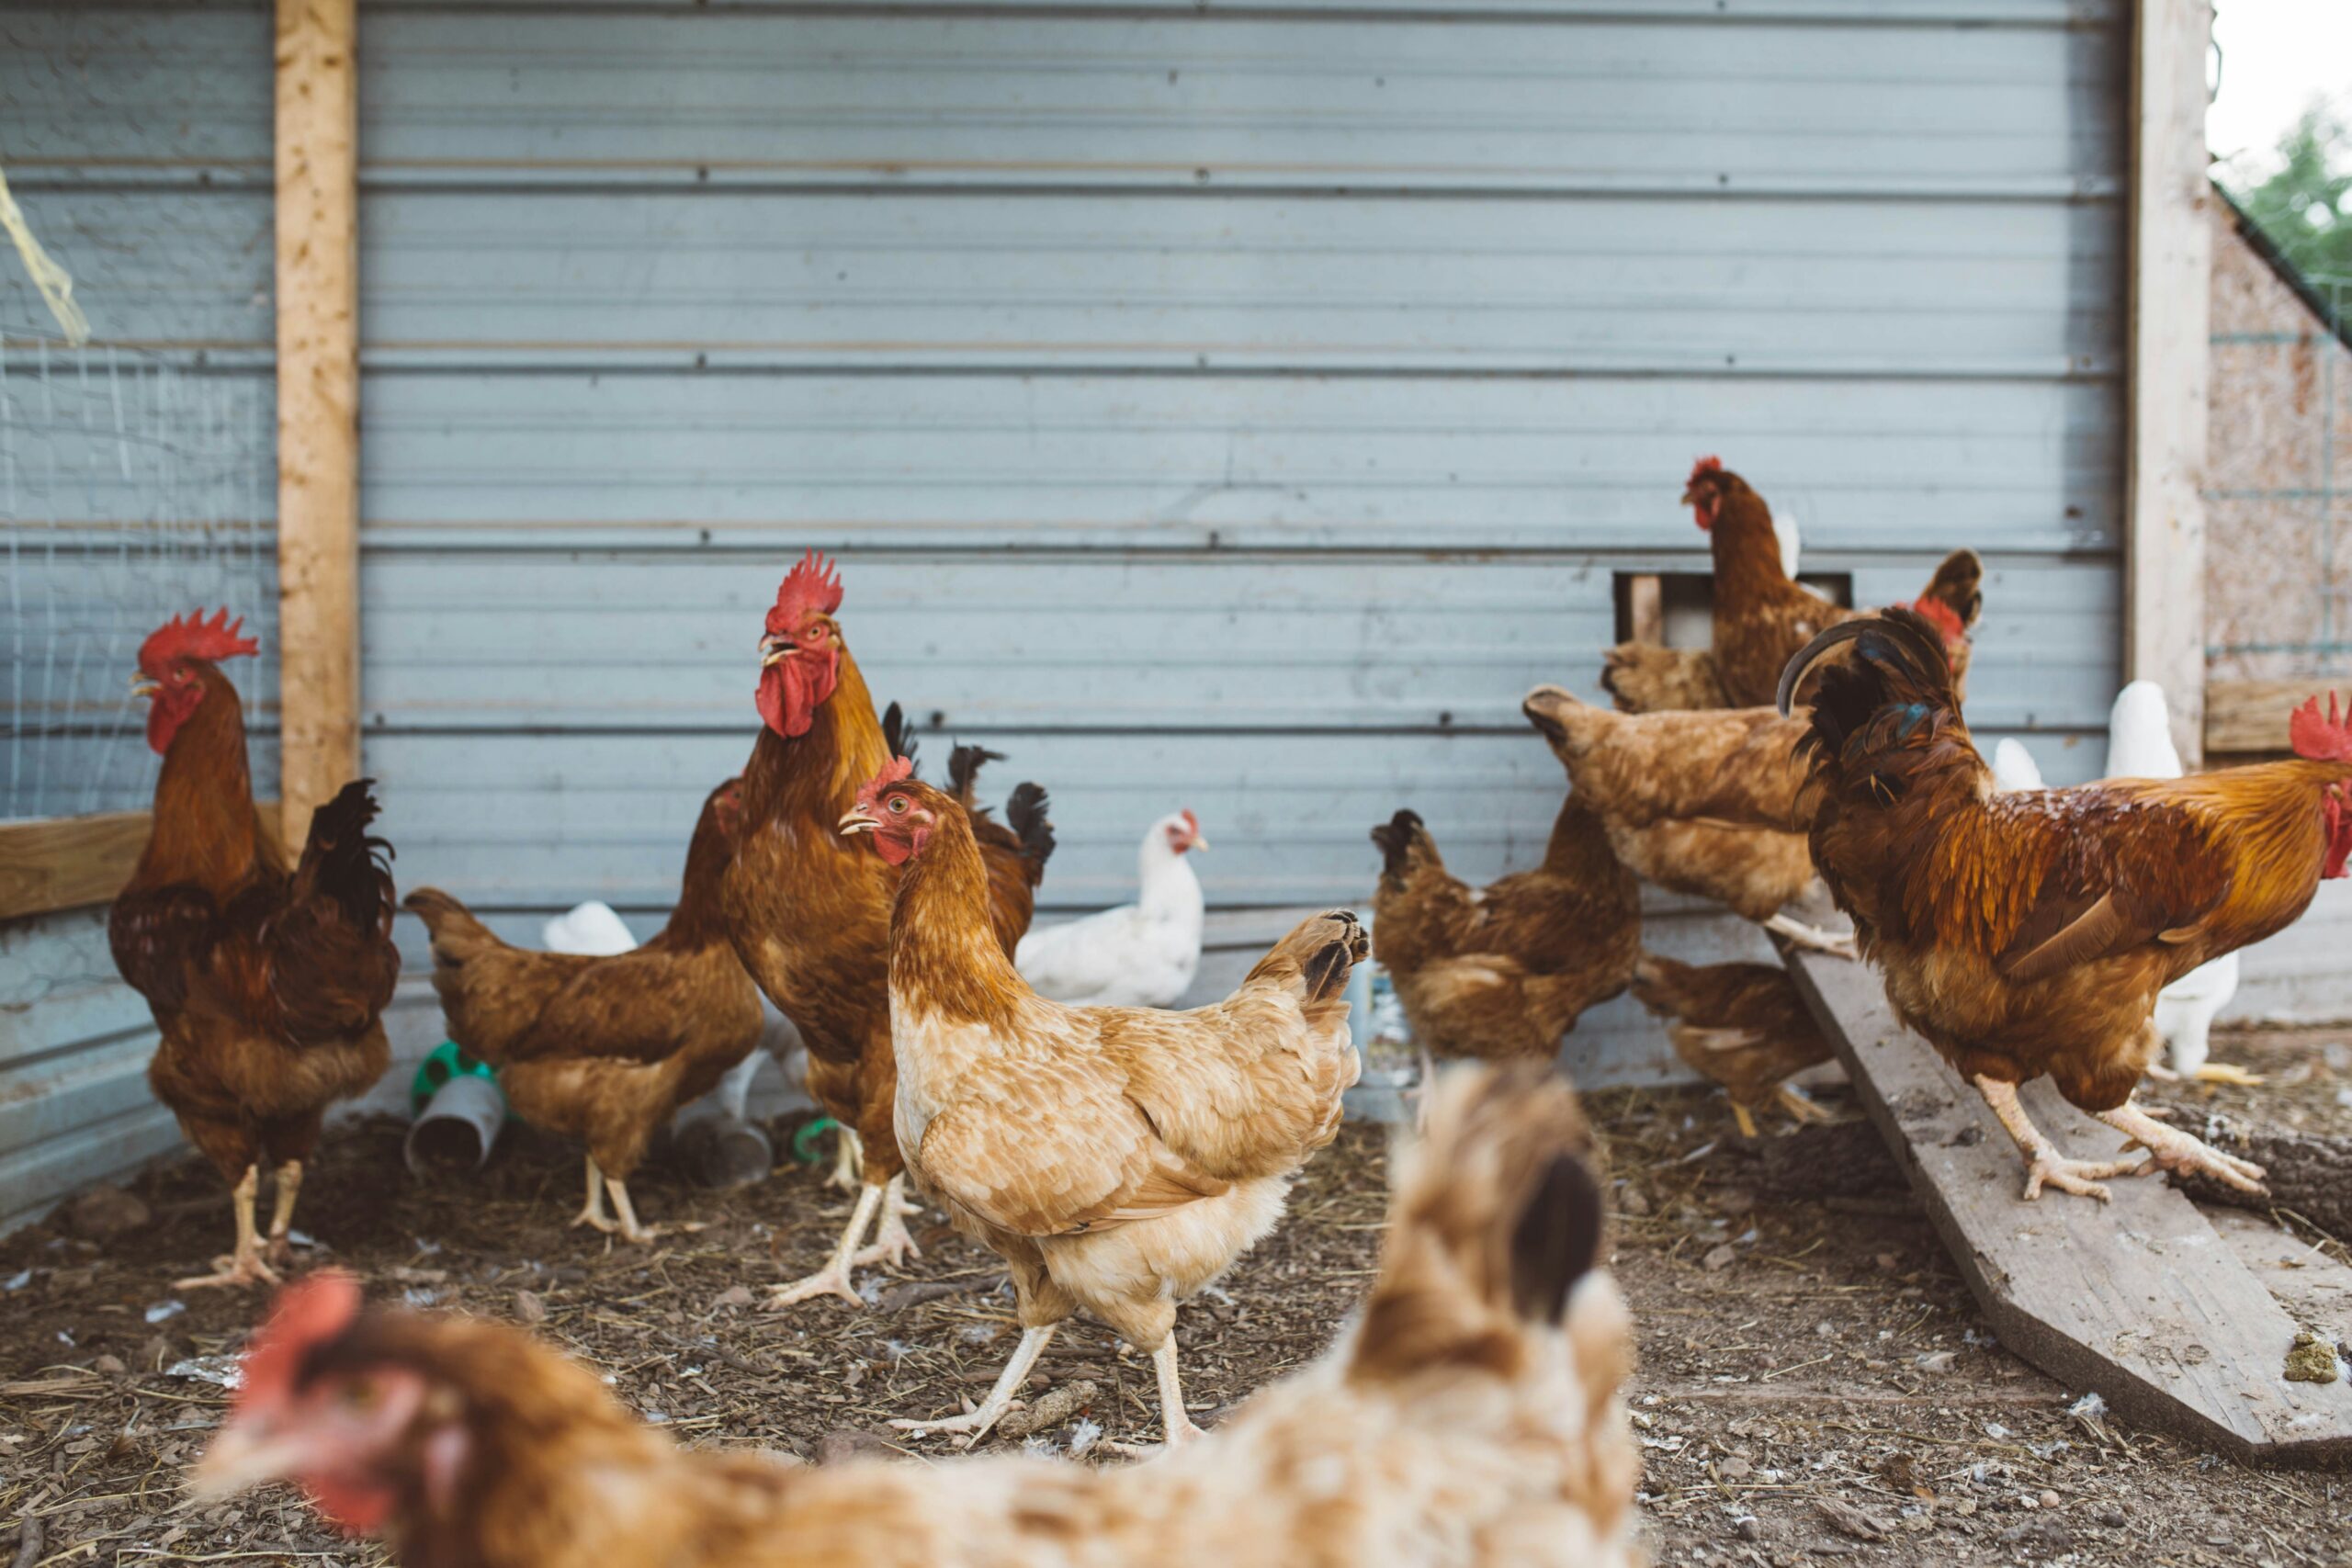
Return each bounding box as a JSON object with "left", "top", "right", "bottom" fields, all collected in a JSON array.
[{"left": 1781, "top": 945, "right": 2352, "bottom": 1467}]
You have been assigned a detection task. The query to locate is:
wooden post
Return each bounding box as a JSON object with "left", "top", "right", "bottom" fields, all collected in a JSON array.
[
  {"left": 273, "top": 0, "right": 360, "bottom": 848},
  {"left": 2123, "top": 0, "right": 2214, "bottom": 765}
]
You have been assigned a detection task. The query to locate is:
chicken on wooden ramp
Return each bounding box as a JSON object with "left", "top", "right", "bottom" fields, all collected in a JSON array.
[
  {"left": 1993, "top": 686, "right": 2255, "bottom": 1087},
  {"left": 1781, "top": 609, "right": 2352, "bottom": 1204},
  {"left": 1017, "top": 808, "right": 1208, "bottom": 1008},
  {"left": 189, "top": 1064, "right": 1636, "bottom": 1568},
  {"left": 402, "top": 776, "right": 765, "bottom": 1244},
  {"left": 844, "top": 759, "right": 1363, "bottom": 1450},
  {"left": 112, "top": 610, "right": 397, "bottom": 1289}
]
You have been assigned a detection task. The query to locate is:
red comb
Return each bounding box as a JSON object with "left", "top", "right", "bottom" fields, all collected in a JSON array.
[
  {"left": 856, "top": 755, "right": 918, "bottom": 809},
  {"left": 1180, "top": 807, "right": 1199, "bottom": 836},
  {"left": 139, "top": 608, "right": 258, "bottom": 673},
  {"left": 1898, "top": 597, "right": 1968, "bottom": 647},
  {"left": 235, "top": 1271, "right": 363, "bottom": 1415},
  {"left": 1688, "top": 455, "right": 1724, "bottom": 485},
  {"left": 2291, "top": 693, "right": 2352, "bottom": 762},
  {"left": 768, "top": 550, "right": 844, "bottom": 633}
]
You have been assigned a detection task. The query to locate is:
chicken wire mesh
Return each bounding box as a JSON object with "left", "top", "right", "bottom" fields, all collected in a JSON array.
[{"left": 0, "top": 334, "right": 277, "bottom": 820}]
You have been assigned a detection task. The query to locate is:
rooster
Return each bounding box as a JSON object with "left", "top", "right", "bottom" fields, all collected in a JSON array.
[
  {"left": 1781, "top": 609, "right": 2352, "bottom": 1201},
  {"left": 1016, "top": 808, "right": 1208, "bottom": 1007},
  {"left": 719, "top": 554, "right": 1046, "bottom": 1308},
  {"left": 1602, "top": 457, "right": 1983, "bottom": 713},
  {"left": 842, "top": 759, "right": 1363, "bottom": 1449},
  {"left": 1629, "top": 954, "right": 1833, "bottom": 1137},
  {"left": 402, "top": 778, "right": 764, "bottom": 1243},
  {"left": 191, "top": 1064, "right": 1635, "bottom": 1568},
  {"left": 110, "top": 611, "right": 397, "bottom": 1288},
  {"left": 1520, "top": 687, "right": 1852, "bottom": 955},
  {"left": 1369, "top": 797, "right": 1638, "bottom": 1071}
]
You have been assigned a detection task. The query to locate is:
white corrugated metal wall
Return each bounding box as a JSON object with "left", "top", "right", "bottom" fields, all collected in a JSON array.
[{"left": 6, "top": 0, "right": 2153, "bottom": 1227}]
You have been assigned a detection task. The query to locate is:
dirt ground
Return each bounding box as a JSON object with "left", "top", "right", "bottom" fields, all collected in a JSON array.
[{"left": 4, "top": 1024, "right": 2350, "bottom": 1566}]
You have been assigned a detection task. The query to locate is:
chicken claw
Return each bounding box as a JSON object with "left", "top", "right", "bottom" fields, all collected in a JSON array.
[
  {"left": 177, "top": 1166, "right": 282, "bottom": 1288},
  {"left": 2191, "top": 1062, "right": 2267, "bottom": 1088},
  {"left": 892, "top": 1325, "right": 1057, "bottom": 1446},
  {"left": 1974, "top": 1076, "right": 2148, "bottom": 1204},
  {"left": 1763, "top": 914, "right": 1859, "bottom": 961},
  {"left": 2099, "top": 1102, "right": 2268, "bottom": 1194},
  {"left": 853, "top": 1175, "right": 922, "bottom": 1269},
  {"left": 764, "top": 1260, "right": 865, "bottom": 1310}
]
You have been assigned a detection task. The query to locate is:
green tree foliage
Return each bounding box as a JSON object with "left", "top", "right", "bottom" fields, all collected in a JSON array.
[{"left": 2225, "top": 103, "right": 2352, "bottom": 301}]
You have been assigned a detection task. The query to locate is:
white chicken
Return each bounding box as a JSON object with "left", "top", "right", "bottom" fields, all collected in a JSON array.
[
  {"left": 1990, "top": 686, "right": 2251, "bottom": 1084},
  {"left": 1014, "top": 809, "right": 1207, "bottom": 1007}
]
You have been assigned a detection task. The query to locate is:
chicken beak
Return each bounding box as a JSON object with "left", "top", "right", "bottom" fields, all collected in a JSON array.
[
  {"left": 838, "top": 807, "right": 879, "bottom": 838},
  {"left": 130, "top": 672, "right": 161, "bottom": 698},
  {"left": 1187, "top": 832, "right": 1211, "bottom": 852},
  {"left": 188, "top": 1420, "right": 307, "bottom": 1502},
  {"left": 759, "top": 636, "right": 795, "bottom": 670}
]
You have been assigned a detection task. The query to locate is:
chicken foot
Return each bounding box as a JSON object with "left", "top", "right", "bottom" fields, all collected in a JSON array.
[
  {"left": 890, "top": 1324, "right": 1058, "bottom": 1446},
  {"left": 852, "top": 1173, "right": 923, "bottom": 1269},
  {"left": 1730, "top": 1084, "right": 1831, "bottom": 1140},
  {"left": 1974, "top": 1077, "right": 2150, "bottom": 1202},
  {"left": 2098, "top": 1100, "right": 2268, "bottom": 1195},
  {"left": 175, "top": 1166, "right": 282, "bottom": 1290},
  {"left": 765, "top": 1180, "right": 886, "bottom": 1309},
  {"left": 2144, "top": 1060, "right": 2268, "bottom": 1088},
  {"left": 1763, "top": 914, "right": 1860, "bottom": 961}
]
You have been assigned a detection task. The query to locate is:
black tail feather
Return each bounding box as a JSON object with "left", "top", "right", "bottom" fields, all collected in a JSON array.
[
  {"left": 948, "top": 741, "right": 1007, "bottom": 807},
  {"left": 880, "top": 702, "right": 919, "bottom": 774},
  {"left": 299, "top": 778, "right": 396, "bottom": 931},
  {"left": 1004, "top": 781, "right": 1056, "bottom": 869},
  {"left": 1510, "top": 1151, "right": 1607, "bottom": 1324},
  {"left": 1369, "top": 808, "right": 1426, "bottom": 881}
]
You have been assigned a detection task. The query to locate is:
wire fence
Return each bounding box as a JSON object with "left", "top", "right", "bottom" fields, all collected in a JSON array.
[{"left": 0, "top": 332, "right": 277, "bottom": 820}]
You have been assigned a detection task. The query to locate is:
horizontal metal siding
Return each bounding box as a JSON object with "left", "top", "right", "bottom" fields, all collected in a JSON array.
[{"left": 351, "top": 0, "right": 2125, "bottom": 925}]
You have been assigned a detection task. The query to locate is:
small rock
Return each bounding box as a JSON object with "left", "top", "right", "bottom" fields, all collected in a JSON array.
[
  {"left": 1718, "top": 1457, "right": 1753, "bottom": 1481},
  {"left": 1702, "top": 1244, "right": 1738, "bottom": 1272},
  {"left": 93, "top": 1354, "right": 126, "bottom": 1376},
  {"left": 1874, "top": 1252, "right": 1901, "bottom": 1273},
  {"left": 1735, "top": 1517, "right": 1762, "bottom": 1541},
  {"left": 1816, "top": 1497, "right": 1894, "bottom": 1542},
  {"left": 514, "top": 1289, "right": 548, "bottom": 1325},
  {"left": 1620, "top": 1187, "right": 1653, "bottom": 1218},
  {"left": 711, "top": 1284, "right": 754, "bottom": 1312},
  {"left": 1713, "top": 1189, "right": 1758, "bottom": 1218},
  {"left": 2038, "top": 1491, "right": 2061, "bottom": 1510},
  {"left": 1913, "top": 1350, "right": 1957, "bottom": 1374},
  {"left": 64, "top": 1185, "right": 152, "bottom": 1239},
  {"left": 2098, "top": 1509, "right": 2127, "bottom": 1529},
  {"left": 818, "top": 1428, "right": 896, "bottom": 1465}
]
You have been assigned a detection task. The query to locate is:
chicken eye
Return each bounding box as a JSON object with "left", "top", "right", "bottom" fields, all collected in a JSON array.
[
  {"left": 339, "top": 1378, "right": 380, "bottom": 1411},
  {"left": 888, "top": 796, "right": 909, "bottom": 815}
]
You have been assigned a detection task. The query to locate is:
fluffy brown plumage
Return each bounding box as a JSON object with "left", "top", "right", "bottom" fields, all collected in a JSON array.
[
  {"left": 1520, "top": 685, "right": 1847, "bottom": 953},
  {"left": 192, "top": 1064, "right": 1636, "bottom": 1568},
  {"left": 1630, "top": 954, "right": 1833, "bottom": 1136},
  {"left": 402, "top": 778, "right": 763, "bottom": 1242},
  {"left": 112, "top": 625, "right": 395, "bottom": 1290},
  {"left": 1788, "top": 609, "right": 2352, "bottom": 1201},
  {"left": 1370, "top": 797, "right": 1639, "bottom": 1064},
  {"left": 1600, "top": 458, "right": 1983, "bottom": 713},
  {"left": 847, "top": 770, "right": 1363, "bottom": 1449}
]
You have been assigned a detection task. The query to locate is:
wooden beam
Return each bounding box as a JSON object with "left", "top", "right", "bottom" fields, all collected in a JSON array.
[
  {"left": 2122, "top": 0, "right": 2215, "bottom": 766},
  {"left": 0, "top": 804, "right": 284, "bottom": 922},
  {"left": 2205, "top": 678, "right": 2352, "bottom": 755},
  {"left": 1779, "top": 943, "right": 2352, "bottom": 1465},
  {"left": 273, "top": 0, "right": 361, "bottom": 850}
]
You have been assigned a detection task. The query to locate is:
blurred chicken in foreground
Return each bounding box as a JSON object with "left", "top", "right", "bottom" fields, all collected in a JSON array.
[
  {"left": 1785, "top": 610, "right": 2352, "bottom": 1202},
  {"left": 1630, "top": 954, "right": 1833, "bottom": 1137},
  {"left": 1371, "top": 797, "right": 1638, "bottom": 1072},
  {"left": 191, "top": 1065, "right": 1638, "bottom": 1568}
]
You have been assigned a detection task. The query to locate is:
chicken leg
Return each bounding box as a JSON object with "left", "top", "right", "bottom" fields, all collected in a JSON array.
[
  {"left": 2098, "top": 1100, "right": 2267, "bottom": 1194},
  {"left": 1763, "top": 914, "right": 1859, "bottom": 961},
  {"left": 571, "top": 1155, "right": 616, "bottom": 1232},
  {"left": 1973, "top": 1077, "right": 2150, "bottom": 1202},
  {"left": 1150, "top": 1338, "right": 1208, "bottom": 1450},
  {"left": 890, "top": 1324, "right": 1057, "bottom": 1446},
  {"left": 175, "top": 1166, "right": 282, "bottom": 1290},
  {"left": 766, "top": 1180, "right": 885, "bottom": 1309},
  {"left": 264, "top": 1158, "right": 304, "bottom": 1266},
  {"left": 854, "top": 1173, "right": 923, "bottom": 1269},
  {"left": 828, "top": 1125, "right": 865, "bottom": 1191}
]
